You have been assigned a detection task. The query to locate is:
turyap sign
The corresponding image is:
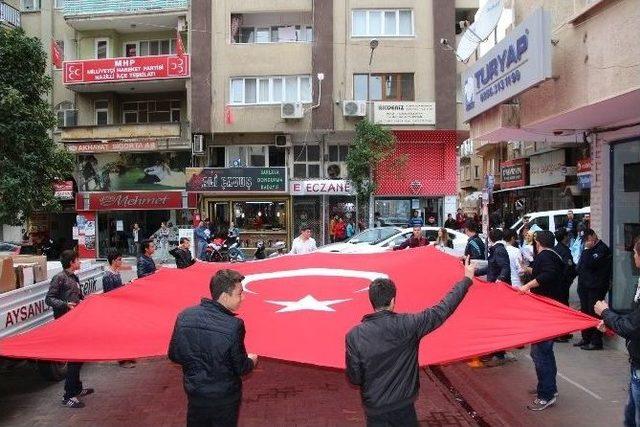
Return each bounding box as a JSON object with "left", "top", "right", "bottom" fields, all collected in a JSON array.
[
  {"left": 186, "top": 167, "right": 287, "bottom": 192},
  {"left": 462, "top": 7, "right": 552, "bottom": 122}
]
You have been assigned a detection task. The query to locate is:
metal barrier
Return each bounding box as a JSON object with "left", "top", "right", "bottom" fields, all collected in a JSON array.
[{"left": 64, "top": 0, "right": 188, "bottom": 16}]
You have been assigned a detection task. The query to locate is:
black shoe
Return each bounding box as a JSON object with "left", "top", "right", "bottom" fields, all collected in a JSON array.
[
  {"left": 62, "top": 397, "right": 85, "bottom": 408},
  {"left": 581, "top": 343, "right": 603, "bottom": 351},
  {"left": 573, "top": 340, "right": 589, "bottom": 347}
]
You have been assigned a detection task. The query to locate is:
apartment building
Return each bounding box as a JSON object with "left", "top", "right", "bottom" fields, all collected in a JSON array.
[
  {"left": 186, "top": 0, "right": 476, "bottom": 248},
  {"left": 16, "top": 0, "right": 193, "bottom": 258},
  {"left": 463, "top": 0, "right": 640, "bottom": 311}
]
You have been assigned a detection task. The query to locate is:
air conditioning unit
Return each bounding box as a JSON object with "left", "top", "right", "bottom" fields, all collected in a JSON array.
[
  {"left": 275, "top": 134, "right": 292, "bottom": 148},
  {"left": 342, "top": 100, "right": 367, "bottom": 117},
  {"left": 192, "top": 134, "right": 204, "bottom": 155},
  {"left": 281, "top": 102, "right": 304, "bottom": 119},
  {"left": 325, "top": 162, "right": 348, "bottom": 179}
]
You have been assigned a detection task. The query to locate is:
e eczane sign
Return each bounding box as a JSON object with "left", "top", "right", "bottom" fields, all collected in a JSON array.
[{"left": 462, "top": 7, "right": 552, "bottom": 122}]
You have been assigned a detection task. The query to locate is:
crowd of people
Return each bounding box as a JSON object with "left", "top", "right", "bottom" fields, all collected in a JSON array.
[{"left": 42, "top": 207, "right": 640, "bottom": 426}]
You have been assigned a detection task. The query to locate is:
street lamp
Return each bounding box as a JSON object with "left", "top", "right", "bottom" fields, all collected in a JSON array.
[{"left": 367, "top": 39, "right": 378, "bottom": 228}]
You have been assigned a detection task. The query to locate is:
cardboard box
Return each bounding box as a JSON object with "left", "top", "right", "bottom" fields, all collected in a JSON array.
[
  {"left": 0, "top": 256, "right": 17, "bottom": 293},
  {"left": 14, "top": 264, "right": 35, "bottom": 288},
  {"left": 10, "top": 255, "right": 47, "bottom": 283}
]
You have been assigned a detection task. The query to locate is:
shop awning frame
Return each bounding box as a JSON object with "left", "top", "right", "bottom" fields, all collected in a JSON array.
[{"left": 493, "top": 183, "right": 560, "bottom": 193}]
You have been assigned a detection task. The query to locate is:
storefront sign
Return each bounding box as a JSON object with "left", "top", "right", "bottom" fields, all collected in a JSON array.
[
  {"left": 74, "top": 151, "right": 190, "bottom": 191},
  {"left": 577, "top": 158, "right": 591, "bottom": 173},
  {"left": 53, "top": 181, "right": 74, "bottom": 200},
  {"left": 77, "top": 191, "right": 188, "bottom": 211},
  {"left": 66, "top": 140, "right": 158, "bottom": 153},
  {"left": 530, "top": 150, "right": 566, "bottom": 186},
  {"left": 462, "top": 8, "right": 552, "bottom": 122},
  {"left": 500, "top": 159, "right": 527, "bottom": 189},
  {"left": 577, "top": 173, "right": 591, "bottom": 189},
  {"left": 186, "top": 168, "right": 287, "bottom": 192},
  {"left": 290, "top": 180, "right": 354, "bottom": 196},
  {"left": 63, "top": 55, "right": 190, "bottom": 84},
  {"left": 372, "top": 102, "right": 436, "bottom": 125}
]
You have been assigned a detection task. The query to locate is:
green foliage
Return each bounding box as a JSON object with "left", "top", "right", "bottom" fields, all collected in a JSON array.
[
  {"left": 0, "top": 28, "right": 74, "bottom": 225},
  {"left": 346, "top": 119, "right": 396, "bottom": 205}
]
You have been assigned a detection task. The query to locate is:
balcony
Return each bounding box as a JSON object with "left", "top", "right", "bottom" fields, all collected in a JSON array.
[
  {"left": 64, "top": 0, "right": 188, "bottom": 32},
  {"left": 1, "top": 2, "right": 20, "bottom": 28},
  {"left": 63, "top": 55, "right": 189, "bottom": 93},
  {"left": 60, "top": 122, "right": 190, "bottom": 150}
]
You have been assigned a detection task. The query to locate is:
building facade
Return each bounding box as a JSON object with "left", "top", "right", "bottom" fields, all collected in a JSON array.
[{"left": 464, "top": 0, "right": 640, "bottom": 311}]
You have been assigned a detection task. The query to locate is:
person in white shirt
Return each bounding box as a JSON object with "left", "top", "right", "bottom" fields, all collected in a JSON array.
[
  {"left": 289, "top": 227, "right": 317, "bottom": 255},
  {"left": 503, "top": 229, "right": 523, "bottom": 287}
]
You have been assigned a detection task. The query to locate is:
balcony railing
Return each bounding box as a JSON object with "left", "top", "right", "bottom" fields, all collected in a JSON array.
[
  {"left": 0, "top": 2, "right": 21, "bottom": 27},
  {"left": 64, "top": 0, "right": 188, "bottom": 16}
]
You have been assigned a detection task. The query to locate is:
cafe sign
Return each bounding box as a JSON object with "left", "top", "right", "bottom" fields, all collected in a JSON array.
[
  {"left": 373, "top": 102, "right": 436, "bottom": 125},
  {"left": 186, "top": 167, "right": 287, "bottom": 192}
]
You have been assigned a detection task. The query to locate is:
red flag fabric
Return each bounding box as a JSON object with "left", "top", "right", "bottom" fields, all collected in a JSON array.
[
  {"left": 224, "top": 105, "right": 235, "bottom": 124},
  {"left": 0, "top": 247, "right": 598, "bottom": 367},
  {"left": 51, "top": 39, "right": 62, "bottom": 69},
  {"left": 176, "top": 29, "right": 185, "bottom": 58}
]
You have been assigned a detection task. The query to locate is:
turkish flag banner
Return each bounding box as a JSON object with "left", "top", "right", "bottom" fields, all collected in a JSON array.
[
  {"left": 0, "top": 247, "right": 598, "bottom": 367},
  {"left": 176, "top": 29, "right": 185, "bottom": 58},
  {"left": 51, "top": 39, "right": 62, "bottom": 69}
]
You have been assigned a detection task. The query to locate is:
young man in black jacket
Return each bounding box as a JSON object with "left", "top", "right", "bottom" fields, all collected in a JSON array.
[
  {"left": 45, "top": 250, "right": 94, "bottom": 408},
  {"left": 575, "top": 229, "right": 612, "bottom": 350},
  {"left": 595, "top": 239, "right": 640, "bottom": 427},
  {"left": 554, "top": 228, "right": 578, "bottom": 342},
  {"left": 345, "top": 257, "right": 475, "bottom": 425},
  {"left": 475, "top": 228, "right": 511, "bottom": 284},
  {"left": 169, "top": 269, "right": 258, "bottom": 427},
  {"left": 519, "top": 230, "right": 565, "bottom": 411},
  {"left": 169, "top": 237, "right": 196, "bottom": 269}
]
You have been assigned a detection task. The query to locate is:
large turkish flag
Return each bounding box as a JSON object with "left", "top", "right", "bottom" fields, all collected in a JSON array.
[{"left": 0, "top": 247, "right": 598, "bottom": 367}]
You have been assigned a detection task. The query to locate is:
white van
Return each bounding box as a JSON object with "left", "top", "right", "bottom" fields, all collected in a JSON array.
[{"left": 510, "top": 207, "right": 590, "bottom": 235}]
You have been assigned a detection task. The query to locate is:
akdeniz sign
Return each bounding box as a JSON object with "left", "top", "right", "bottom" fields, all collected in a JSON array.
[{"left": 462, "top": 7, "right": 552, "bottom": 122}]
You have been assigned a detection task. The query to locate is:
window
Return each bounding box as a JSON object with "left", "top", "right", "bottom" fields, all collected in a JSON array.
[
  {"left": 21, "top": 0, "right": 40, "bottom": 11},
  {"left": 234, "top": 25, "right": 313, "bottom": 43},
  {"left": 352, "top": 10, "right": 413, "bottom": 37},
  {"left": 95, "top": 100, "right": 109, "bottom": 125},
  {"left": 464, "top": 165, "right": 470, "bottom": 180},
  {"left": 207, "top": 147, "right": 225, "bottom": 167},
  {"left": 229, "top": 76, "right": 312, "bottom": 105},
  {"left": 293, "top": 144, "right": 320, "bottom": 178},
  {"left": 225, "top": 146, "right": 284, "bottom": 168},
  {"left": 95, "top": 39, "right": 109, "bottom": 59},
  {"left": 353, "top": 73, "right": 414, "bottom": 101},
  {"left": 328, "top": 145, "right": 350, "bottom": 162},
  {"left": 455, "top": 9, "right": 476, "bottom": 35},
  {"left": 122, "top": 100, "right": 181, "bottom": 124},
  {"left": 474, "top": 165, "right": 480, "bottom": 179},
  {"left": 55, "top": 101, "right": 76, "bottom": 128},
  {"left": 124, "top": 43, "right": 137, "bottom": 57},
  {"left": 54, "top": 0, "right": 64, "bottom": 9},
  {"left": 269, "top": 146, "right": 286, "bottom": 167},
  {"left": 138, "top": 39, "right": 176, "bottom": 56}
]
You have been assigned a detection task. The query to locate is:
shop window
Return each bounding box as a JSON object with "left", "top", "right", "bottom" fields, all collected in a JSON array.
[
  {"left": 353, "top": 73, "right": 414, "bottom": 101},
  {"left": 232, "top": 201, "right": 287, "bottom": 233},
  {"left": 293, "top": 144, "right": 321, "bottom": 178},
  {"left": 95, "top": 100, "right": 109, "bottom": 125}
]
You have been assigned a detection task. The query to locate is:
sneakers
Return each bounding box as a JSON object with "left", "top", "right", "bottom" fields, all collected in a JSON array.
[
  {"left": 62, "top": 397, "right": 85, "bottom": 409},
  {"left": 527, "top": 396, "right": 557, "bottom": 411},
  {"left": 76, "top": 388, "right": 94, "bottom": 397}
]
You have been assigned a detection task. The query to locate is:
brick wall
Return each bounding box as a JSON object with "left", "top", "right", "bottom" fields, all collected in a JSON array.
[{"left": 589, "top": 134, "right": 610, "bottom": 242}]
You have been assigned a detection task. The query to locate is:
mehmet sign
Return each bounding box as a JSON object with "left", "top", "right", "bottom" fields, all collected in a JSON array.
[{"left": 462, "top": 8, "right": 552, "bottom": 122}]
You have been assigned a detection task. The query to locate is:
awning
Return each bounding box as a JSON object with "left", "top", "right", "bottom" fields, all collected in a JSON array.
[{"left": 492, "top": 183, "right": 559, "bottom": 193}]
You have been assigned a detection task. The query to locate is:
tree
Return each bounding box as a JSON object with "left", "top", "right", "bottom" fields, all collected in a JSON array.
[
  {"left": 0, "top": 28, "right": 74, "bottom": 226},
  {"left": 345, "top": 119, "right": 396, "bottom": 225}
]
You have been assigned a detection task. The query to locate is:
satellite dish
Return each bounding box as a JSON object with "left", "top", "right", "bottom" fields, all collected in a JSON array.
[{"left": 456, "top": 0, "right": 504, "bottom": 62}]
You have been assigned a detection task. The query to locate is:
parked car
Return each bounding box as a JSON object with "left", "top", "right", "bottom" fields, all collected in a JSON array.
[
  {"left": 0, "top": 242, "right": 21, "bottom": 254},
  {"left": 510, "top": 207, "right": 590, "bottom": 235},
  {"left": 318, "top": 227, "right": 468, "bottom": 256}
]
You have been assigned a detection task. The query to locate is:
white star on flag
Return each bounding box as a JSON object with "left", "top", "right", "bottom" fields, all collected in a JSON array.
[{"left": 265, "top": 295, "right": 352, "bottom": 313}]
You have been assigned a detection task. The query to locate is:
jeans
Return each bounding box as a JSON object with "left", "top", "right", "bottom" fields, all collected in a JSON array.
[
  {"left": 64, "top": 362, "right": 83, "bottom": 400},
  {"left": 366, "top": 404, "right": 418, "bottom": 427},
  {"left": 530, "top": 340, "right": 557, "bottom": 401},
  {"left": 625, "top": 367, "right": 640, "bottom": 427},
  {"left": 187, "top": 399, "right": 240, "bottom": 427}
]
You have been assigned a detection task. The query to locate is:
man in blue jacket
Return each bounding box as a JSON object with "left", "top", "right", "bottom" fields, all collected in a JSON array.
[
  {"left": 136, "top": 239, "right": 157, "bottom": 279},
  {"left": 407, "top": 210, "right": 424, "bottom": 228},
  {"left": 169, "top": 269, "right": 258, "bottom": 427}
]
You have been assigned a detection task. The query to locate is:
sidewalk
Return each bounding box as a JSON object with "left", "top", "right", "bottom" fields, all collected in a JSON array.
[{"left": 440, "top": 339, "right": 629, "bottom": 426}]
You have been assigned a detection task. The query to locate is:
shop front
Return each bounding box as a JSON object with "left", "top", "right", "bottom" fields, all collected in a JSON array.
[
  {"left": 374, "top": 130, "right": 458, "bottom": 227},
  {"left": 186, "top": 166, "right": 290, "bottom": 253},
  {"left": 290, "top": 179, "right": 357, "bottom": 245},
  {"left": 609, "top": 139, "right": 640, "bottom": 312},
  {"left": 76, "top": 191, "right": 196, "bottom": 258}
]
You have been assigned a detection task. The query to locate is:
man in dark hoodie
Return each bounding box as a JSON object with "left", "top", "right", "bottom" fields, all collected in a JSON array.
[
  {"left": 345, "top": 257, "right": 475, "bottom": 425},
  {"left": 475, "top": 228, "right": 511, "bottom": 284}
]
